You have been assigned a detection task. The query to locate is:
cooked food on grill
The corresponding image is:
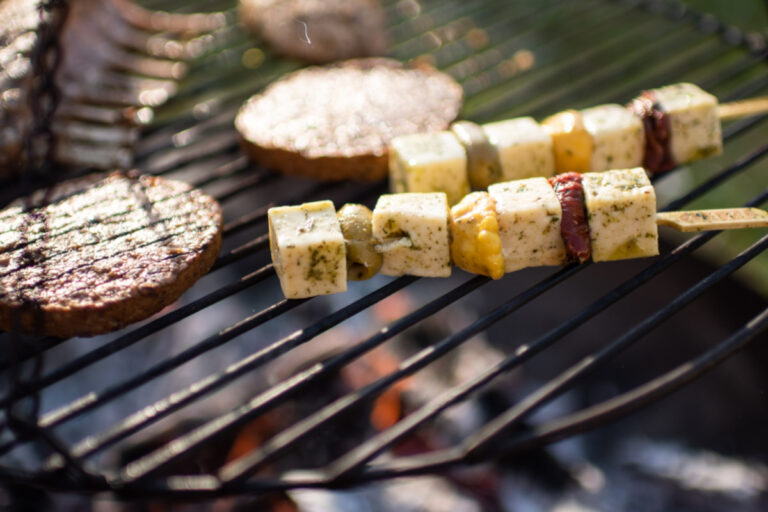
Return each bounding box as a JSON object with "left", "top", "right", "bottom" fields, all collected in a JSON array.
[
  {"left": 235, "top": 58, "right": 463, "bottom": 181},
  {"left": 488, "top": 177, "right": 567, "bottom": 272},
  {"left": 268, "top": 200, "right": 347, "bottom": 299},
  {"left": 268, "top": 166, "right": 768, "bottom": 298},
  {"left": 390, "top": 83, "right": 727, "bottom": 202},
  {"left": 389, "top": 131, "right": 470, "bottom": 206},
  {"left": 0, "top": 0, "right": 222, "bottom": 177},
  {"left": 238, "top": 0, "right": 389, "bottom": 64},
  {"left": 542, "top": 110, "right": 594, "bottom": 175},
  {"left": 372, "top": 192, "right": 451, "bottom": 278},
  {"left": 449, "top": 191, "right": 504, "bottom": 280},
  {"left": 337, "top": 203, "right": 382, "bottom": 281},
  {"left": 548, "top": 172, "right": 592, "bottom": 264},
  {"left": 0, "top": 172, "right": 223, "bottom": 337},
  {"left": 581, "top": 169, "right": 657, "bottom": 261},
  {"left": 629, "top": 83, "right": 722, "bottom": 174}
]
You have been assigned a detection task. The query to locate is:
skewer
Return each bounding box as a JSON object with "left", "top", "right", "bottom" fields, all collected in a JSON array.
[
  {"left": 389, "top": 84, "right": 768, "bottom": 203},
  {"left": 656, "top": 207, "right": 768, "bottom": 232},
  {"left": 267, "top": 168, "right": 768, "bottom": 299},
  {"left": 718, "top": 96, "right": 768, "bottom": 121}
]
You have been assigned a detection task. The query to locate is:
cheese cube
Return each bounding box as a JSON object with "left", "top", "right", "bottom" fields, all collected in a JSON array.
[
  {"left": 372, "top": 192, "right": 451, "bottom": 277},
  {"left": 488, "top": 177, "right": 566, "bottom": 272},
  {"left": 268, "top": 200, "right": 346, "bottom": 298},
  {"left": 388, "top": 132, "right": 470, "bottom": 206},
  {"left": 582, "top": 167, "right": 658, "bottom": 262},
  {"left": 483, "top": 117, "right": 556, "bottom": 181},
  {"left": 651, "top": 83, "right": 722, "bottom": 164},
  {"left": 582, "top": 104, "right": 645, "bottom": 172}
]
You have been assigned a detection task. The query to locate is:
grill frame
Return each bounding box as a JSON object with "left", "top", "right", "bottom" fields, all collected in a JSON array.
[{"left": 1, "top": 0, "right": 768, "bottom": 499}]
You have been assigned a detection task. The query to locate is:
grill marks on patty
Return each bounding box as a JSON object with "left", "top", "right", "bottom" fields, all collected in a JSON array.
[
  {"left": 549, "top": 172, "right": 592, "bottom": 263},
  {"left": 0, "top": 173, "right": 222, "bottom": 337}
]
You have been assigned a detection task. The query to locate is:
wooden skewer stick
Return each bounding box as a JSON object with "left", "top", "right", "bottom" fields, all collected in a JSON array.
[
  {"left": 656, "top": 207, "right": 768, "bottom": 232},
  {"left": 718, "top": 97, "right": 768, "bottom": 121}
]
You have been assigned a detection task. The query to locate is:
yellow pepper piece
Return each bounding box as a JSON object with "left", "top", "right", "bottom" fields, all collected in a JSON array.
[
  {"left": 542, "top": 110, "right": 594, "bottom": 173},
  {"left": 449, "top": 192, "right": 505, "bottom": 280}
]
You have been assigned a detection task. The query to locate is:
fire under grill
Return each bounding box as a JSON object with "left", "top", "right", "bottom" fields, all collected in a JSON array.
[{"left": 2, "top": 0, "right": 768, "bottom": 501}]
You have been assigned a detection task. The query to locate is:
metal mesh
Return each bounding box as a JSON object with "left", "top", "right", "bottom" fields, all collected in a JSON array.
[{"left": 1, "top": 0, "right": 767, "bottom": 498}]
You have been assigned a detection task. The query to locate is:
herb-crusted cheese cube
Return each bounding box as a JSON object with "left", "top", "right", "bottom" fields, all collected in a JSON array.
[
  {"left": 483, "top": 117, "right": 556, "bottom": 182},
  {"left": 268, "top": 200, "right": 346, "bottom": 298},
  {"left": 488, "top": 177, "right": 566, "bottom": 272},
  {"left": 372, "top": 192, "right": 451, "bottom": 277},
  {"left": 582, "top": 104, "right": 644, "bottom": 172},
  {"left": 388, "top": 132, "right": 470, "bottom": 206},
  {"left": 651, "top": 83, "right": 722, "bottom": 164},
  {"left": 582, "top": 167, "right": 658, "bottom": 262}
]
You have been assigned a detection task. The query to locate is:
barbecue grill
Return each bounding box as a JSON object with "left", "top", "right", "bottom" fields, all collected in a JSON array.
[{"left": 2, "top": 0, "right": 768, "bottom": 503}]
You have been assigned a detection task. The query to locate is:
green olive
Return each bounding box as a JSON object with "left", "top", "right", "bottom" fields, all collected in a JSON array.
[
  {"left": 346, "top": 239, "right": 383, "bottom": 280},
  {"left": 337, "top": 204, "right": 381, "bottom": 280},
  {"left": 337, "top": 203, "right": 373, "bottom": 241}
]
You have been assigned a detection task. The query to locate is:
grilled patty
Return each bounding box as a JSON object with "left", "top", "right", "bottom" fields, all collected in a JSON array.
[
  {"left": 0, "top": 172, "right": 222, "bottom": 338},
  {"left": 239, "top": 0, "right": 389, "bottom": 64},
  {"left": 235, "top": 58, "right": 463, "bottom": 181}
]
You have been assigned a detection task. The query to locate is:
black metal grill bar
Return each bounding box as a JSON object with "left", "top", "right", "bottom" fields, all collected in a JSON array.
[
  {"left": 82, "top": 66, "right": 768, "bottom": 486},
  {"left": 217, "top": 165, "right": 768, "bottom": 485},
  {"left": 498, "top": 304, "right": 768, "bottom": 455},
  {"left": 44, "top": 276, "right": 418, "bottom": 473},
  {"left": 357, "top": 226, "right": 768, "bottom": 482},
  {"left": 0, "top": 0, "right": 766, "bottom": 496},
  {"left": 0, "top": 0, "right": 678, "bottom": 405},
  {"left": 131, "top": 79, "right": 768, "bottom": 485}
]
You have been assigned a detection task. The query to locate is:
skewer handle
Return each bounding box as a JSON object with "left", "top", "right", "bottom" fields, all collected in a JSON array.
[
  {"left": 656, "top": 208, "right": 768, "bottom": 232},
  {"left": 718, "top": 97, "right": 768, "bottom": 121}
]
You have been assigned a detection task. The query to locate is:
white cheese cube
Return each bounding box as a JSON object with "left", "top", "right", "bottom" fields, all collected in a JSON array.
[
  {"left": 488, "top": 177, "right": 566, "bottom": 272},
  {"left": 651, "top": 82, "right": 722, "bottom": 164},
  {"left": 483, "top": 117, "right": 556, "bottom": 181},
  {"left": 372, "top": 192, "right": 451, "bottom": 277},
  {"left": 582, "top": 167, "right": 658, "bottom": 262},
  {"left": 388, "top": 132, "right": 470, "bottom": 206},
  {"left": 582, "top": 104, "right": 645, "bottom": 172},
  {"left": 268, "top": 200, "right": 346, "bottom": 298}
]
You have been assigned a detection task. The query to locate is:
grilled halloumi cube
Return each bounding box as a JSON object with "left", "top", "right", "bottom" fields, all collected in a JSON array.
[
  {"left": 268, "top": 200, "right": 346, "bottom": 298},
  {"left": 651, "top": 83, "right": 722, "bottom": 164},
  {"left": 483, "top": 117, "right": 556, "bottom": 181},
  {"left": 582, "top": 104, "right": 645, "bottom": 172},
  {"left": 388, "top": 131, "right": 470, "bottom": 206},
  {"left": 373, "top": 192, "right": 451, "bottom": 277},
  {"left": 488, "top": 177, "right": 566, "bottom": 272},
  {"left": 450, "top": 192, "right": 505, "bottom": 279},
  {"left": 582, "top": 167, "right": 658, "bottom": 262}
]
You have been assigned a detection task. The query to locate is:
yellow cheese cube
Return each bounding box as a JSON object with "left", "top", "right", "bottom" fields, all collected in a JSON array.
[
  {"left": 388, "top": 132, "right": 470, "bottom": 206},
  {"left": 483, "top": 117, "right": 556, "bottom": 181},
  {"left": 582, "top": 104, "right": 645, "bottom": 172},
  {"left": 582, "top": 168, "right": 658, "bottom": 262},
  {"left": 450, "top": 192, "right": 504, "bottom": 279},
  {"left": 488, "top": 177, "right": 566, "bottom": 272},
  {"left": 651, "top": 83, "right": 722, "bottom": 164},
  {"left": 268, "top": 200, "right": 347, "bottom": 298},
  {"left": 372, "top": 192, "right": 451, "bottom": 277}
]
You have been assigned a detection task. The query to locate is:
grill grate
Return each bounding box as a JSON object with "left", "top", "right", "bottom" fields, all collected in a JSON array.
[{"left": 1, "top": 0, "right": 768, "bottom": 498}]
